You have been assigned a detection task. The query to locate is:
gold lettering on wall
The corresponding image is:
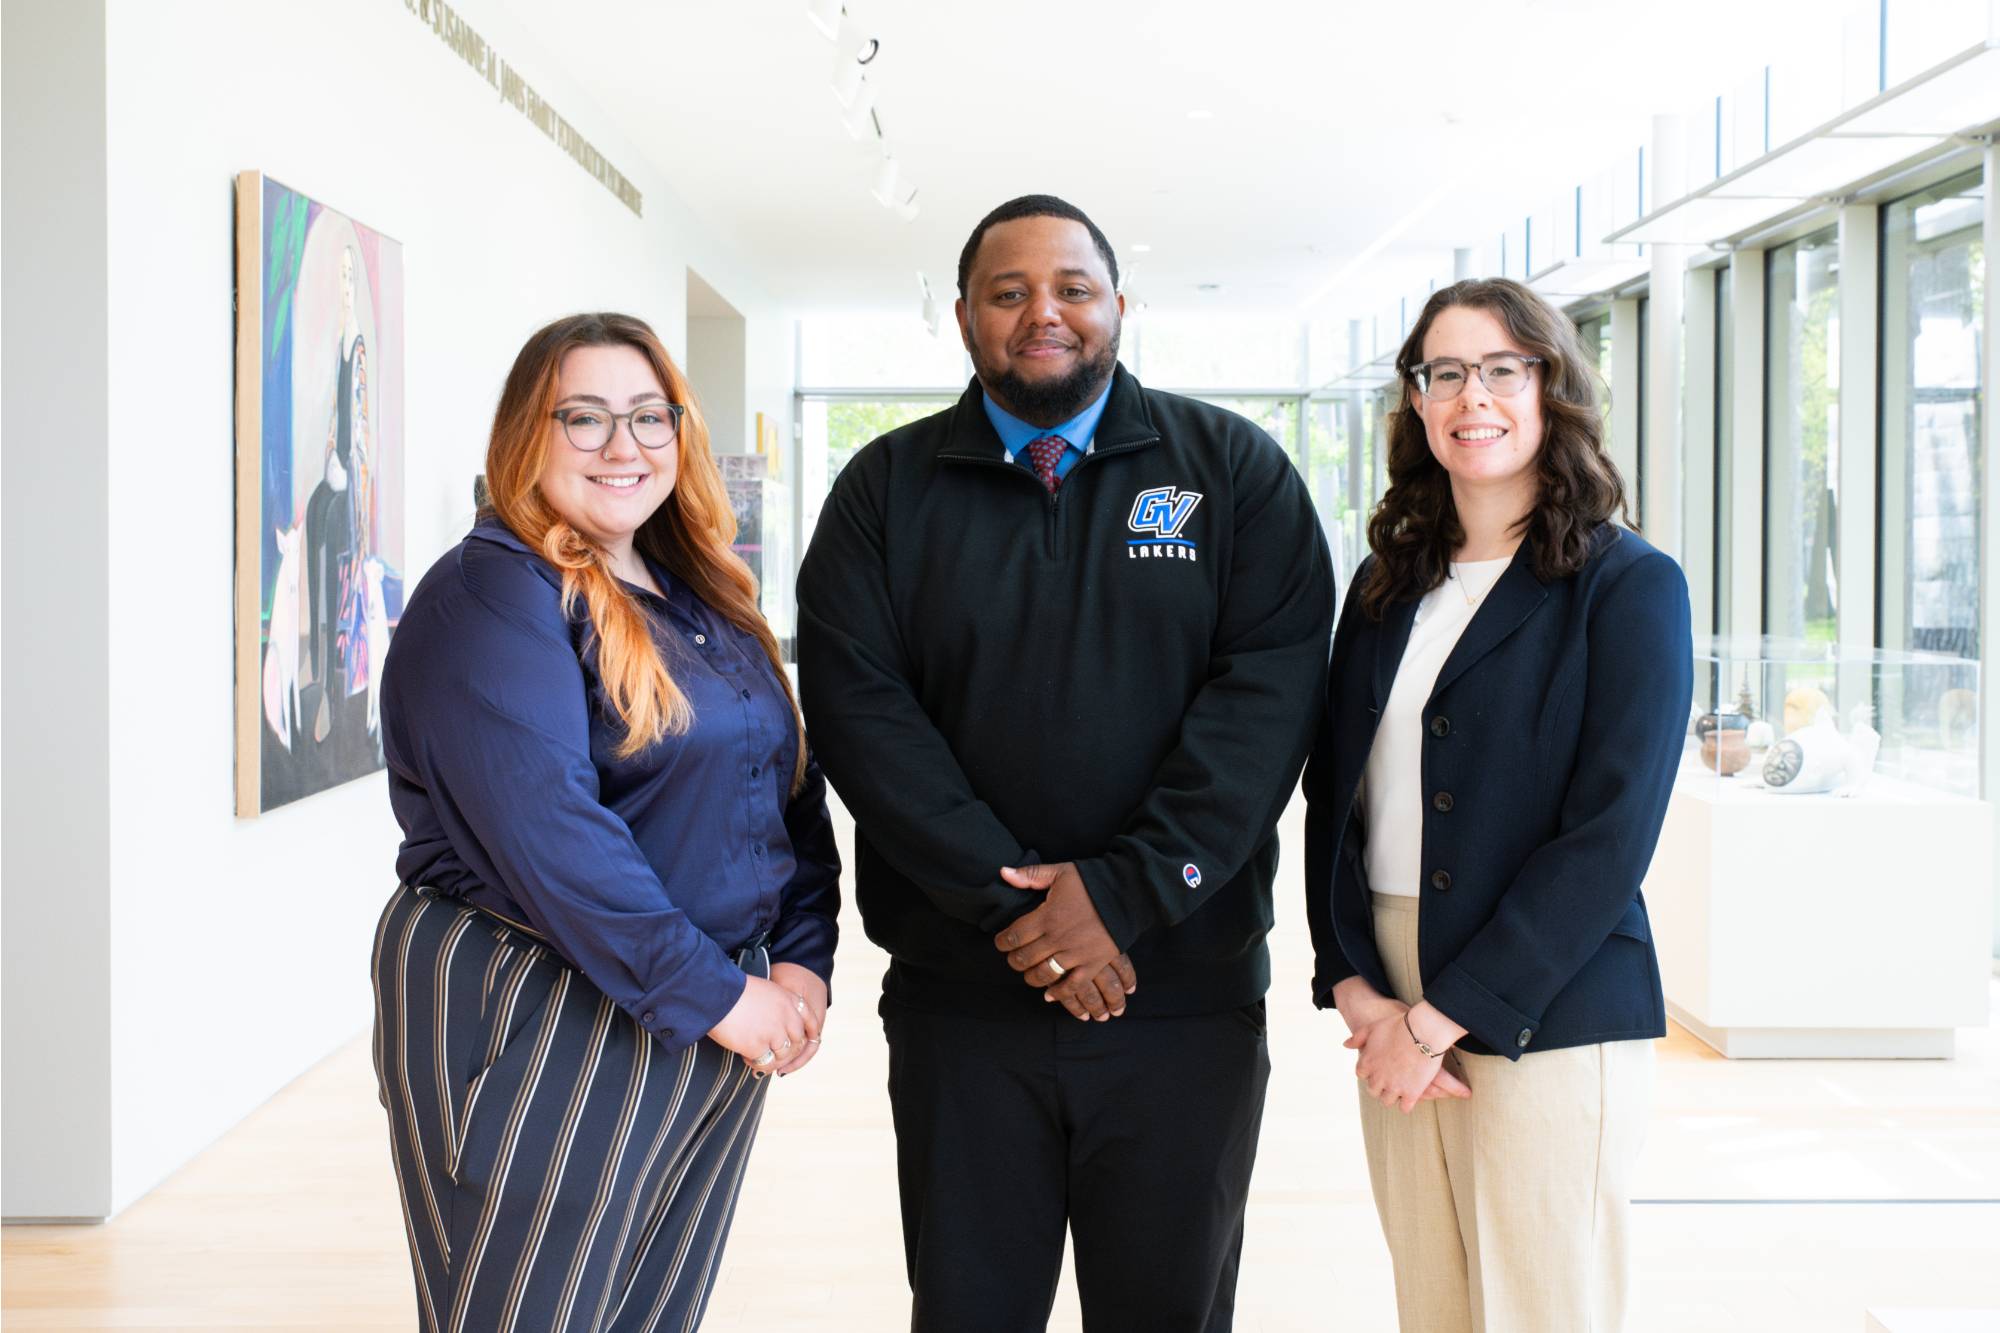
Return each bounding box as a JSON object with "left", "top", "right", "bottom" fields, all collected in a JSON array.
[{"left": 403, "top": 0, "right": 644, "bottom": 217}]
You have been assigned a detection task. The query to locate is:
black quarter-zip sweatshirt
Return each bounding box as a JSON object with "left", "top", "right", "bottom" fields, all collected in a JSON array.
[{"left": 797, "top": 366, "right": 1335, "bottom": 1018}]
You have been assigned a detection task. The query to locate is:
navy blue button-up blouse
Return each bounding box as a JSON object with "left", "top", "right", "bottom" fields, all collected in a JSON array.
[{"left": 381, "top": 518, "right": 840, "bottom": 1052}]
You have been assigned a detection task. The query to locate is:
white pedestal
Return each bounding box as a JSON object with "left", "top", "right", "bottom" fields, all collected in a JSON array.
[{"left": 1643, "top": 761, "right": 1993, "bottom": 1059}]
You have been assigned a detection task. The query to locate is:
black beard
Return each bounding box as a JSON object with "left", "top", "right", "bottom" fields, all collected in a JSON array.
[{"left": 976, "top": 325, "right": 1121, "bottom": 428}]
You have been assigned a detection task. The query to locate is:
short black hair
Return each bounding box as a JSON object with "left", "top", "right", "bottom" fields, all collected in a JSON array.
[{"left": 956, "top": 194, "right": 1119, "bottom": 299}]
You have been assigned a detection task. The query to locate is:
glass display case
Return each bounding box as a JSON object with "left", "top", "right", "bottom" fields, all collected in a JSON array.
[
  {"left": 1682, "top": 636, "right": 1980, "bottom": 801},
  {"left": 1649, "top": 636, "right": 1990, "bottom": 1058},
  {"left": 720, "top": 454, "right": 795, "bottom": 654}
]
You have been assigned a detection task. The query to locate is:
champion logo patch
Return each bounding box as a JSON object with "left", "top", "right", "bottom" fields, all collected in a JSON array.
[
  {"left": 1183, "top": 863, "right": 1202, "bottom": 889},
  {"left": 1127, "top": 485, "right": 1203, "bottom": 562}
]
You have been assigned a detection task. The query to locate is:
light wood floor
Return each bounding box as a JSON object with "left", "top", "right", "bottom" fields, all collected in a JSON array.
[{"left": 8, "top": 796, "right": 1999, "bottom": 1330}]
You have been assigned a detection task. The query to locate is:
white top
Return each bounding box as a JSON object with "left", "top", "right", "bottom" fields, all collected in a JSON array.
[{"left": 1363, "top": 557, "right": 1513, "bottom": 897}]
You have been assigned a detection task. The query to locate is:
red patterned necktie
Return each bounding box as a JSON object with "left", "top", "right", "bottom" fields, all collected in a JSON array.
[{"left": 1026, "top": 435, "right": 1069, "bottom": 493}]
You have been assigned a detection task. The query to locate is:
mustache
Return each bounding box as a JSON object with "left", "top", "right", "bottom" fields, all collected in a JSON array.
[{"left": 975, "top": 324, "right": 1121, "bottom": 427}]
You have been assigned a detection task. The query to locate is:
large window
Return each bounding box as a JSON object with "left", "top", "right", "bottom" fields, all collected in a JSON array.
[
  {"left": 796, "top": 395, "right": 955, "bottom": 550},
  {"left": 1303, "top": 384, "right": 1397, "bottom": 603},
  {"left": 1195, "top": 396, "right": 1299, "bottom": 463},
  {"left": 1574, "top": 309, "right": 1618, "bottom": 500},
  {"left": 1372, "top": 386, "right": 1396, "bottom": 502},
  {"left": 794, "top": 315, "right": 968, "bottom": 559},
  {"left": 1576, "top": 311, "right": 1612, "bottom": 399},
  {"left": 1636, "top": 293, "right": 1650, "bottom": 526},
  {"left": 810, "top": 399, "right": 950, "bottom": 488},
  {"left": 1765, "top": 226, "right": 1841, "bottom": 642},
  {"left": 1714, "top": 266, "right": 1734, "bottom": 635},
  {"left": 1126, "top": 313, "right": 1304, "bottom": 389},
  {"left": 1880, "top": 170, "right": 1984, "bottom": 663},
  {"left": 1305, "top": 398, "right": 1353, "bottom": 584}
]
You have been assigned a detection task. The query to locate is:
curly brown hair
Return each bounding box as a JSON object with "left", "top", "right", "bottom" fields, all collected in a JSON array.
[{"left": 1358, "top": 278, "right": 1630, "bottom": 619}]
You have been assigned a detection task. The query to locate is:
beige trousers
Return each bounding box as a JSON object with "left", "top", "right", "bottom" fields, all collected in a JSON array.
[{"left": 1359, "top": 893, "right": 1656, "bottom": 1333}]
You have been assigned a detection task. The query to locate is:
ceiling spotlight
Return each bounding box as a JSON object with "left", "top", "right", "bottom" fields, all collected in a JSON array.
[
  {"left": 806, "top": 0, "right": 842, "bottom": 38},
  {"left": 871, "top": 156, "right": 902, "bottom": 208},
  {"left": 831, "top": 52, "right": 864, "bottom": 105},
  {"left": 1196, "top": 282, "right": 1223, "bottom": 293},
  {"left": 1187, "top": 109, "right": 1214, "bottom": 120},
  {"left": 829, "top": 31, "right": 879, "bottom": 105},
  {"left": 841, "top": 77, "right": 879, "bottom": 138},
  {"left": 1130, "top": 243, "right": 1152, "bottom": 253},
  {"left": 918, "top": 272, "right": 939, "bottom": 335}
]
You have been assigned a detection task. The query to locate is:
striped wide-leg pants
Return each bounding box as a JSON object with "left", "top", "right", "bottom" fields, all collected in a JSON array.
[{"left": 370, "top": 884, "right": 769, "bottom": 1333}]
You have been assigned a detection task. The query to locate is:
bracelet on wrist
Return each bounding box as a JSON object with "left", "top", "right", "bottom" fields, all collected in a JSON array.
[{"left": 1404, "top": 1010, "right": 1446, "bottom": 1059}]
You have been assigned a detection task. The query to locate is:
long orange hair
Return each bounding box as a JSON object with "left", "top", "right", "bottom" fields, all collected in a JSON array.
[{"left": 482, "top": 312, "right": 805, "bottom": 788}]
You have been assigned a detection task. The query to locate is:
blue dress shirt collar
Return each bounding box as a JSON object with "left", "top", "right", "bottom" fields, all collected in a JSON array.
[{"left": 980, "top": 379, "right": 1114, "bottom": 462}]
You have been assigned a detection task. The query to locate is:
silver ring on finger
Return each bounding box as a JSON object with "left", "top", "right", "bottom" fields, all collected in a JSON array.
[
  {"left": 1046, "top": 956, "right": 1067, "bottom": 979},
  {"left": 793, "top": 996, "right": 808, "bottom": 1014},
  {"left": 806, "top": 1037, "right": 822, "bottom": 1046},
  {"left": 753, "top": 1048, "right": 776, "bottom": 1068}
]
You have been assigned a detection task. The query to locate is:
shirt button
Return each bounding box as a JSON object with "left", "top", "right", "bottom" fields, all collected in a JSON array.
[
  {"left": 753, "top": 844, "right": 764, "bottom": 856},
  {"left": 1433, "top": 791, "right": 1454, "bottom": 813},
  {"left": 1516, "top": 1028, "right": 1533, "bottom": 1048},
  {"left": 741, "top": 689, "right": 752, "bottom": 699},
  {"left": 641, "top": 1009, "right": 654, "bottom": 1024},
  {"left": 694, "top": 634, "right": 707, "bottom": 645},
  {"left": 1430, "top": 716, "right": 1451, "bottom": 737},
  {"left": 750, "top": 766, "right": 760, "bottom": 778},
  {"left": 1431, "top": 870, "right": 1452, "bottom": 892}
]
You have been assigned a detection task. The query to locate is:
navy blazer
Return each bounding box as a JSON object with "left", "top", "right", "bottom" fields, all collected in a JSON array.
[{"left": 1302, "top": 526, "right": 1692, "bottom": 1059}]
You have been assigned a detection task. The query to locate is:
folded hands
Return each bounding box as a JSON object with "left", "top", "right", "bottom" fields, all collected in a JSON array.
[{"left": 992, "top": 861, "right": 1135, "bottom": 1021}]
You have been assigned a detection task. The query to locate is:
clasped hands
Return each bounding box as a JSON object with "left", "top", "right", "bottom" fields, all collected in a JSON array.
[
  {"left": 993, "top": 861, "right": 1136, "bottom": 1022},
  {"left": 709, "top": 962, "right": 830, "bottom": 1078},
  {"left": 1331, "top": 976, "right": 1473, "bottom": 1112}
]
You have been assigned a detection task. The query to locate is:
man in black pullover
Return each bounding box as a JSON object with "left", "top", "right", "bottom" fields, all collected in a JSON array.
[{"left": 797, "top": 195, "right": 1334, "bottom": 1333}]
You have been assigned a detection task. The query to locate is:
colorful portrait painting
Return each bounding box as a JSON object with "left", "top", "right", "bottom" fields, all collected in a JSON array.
[{"left": 234, "top": 172, "right": 404, "bottom": 815}]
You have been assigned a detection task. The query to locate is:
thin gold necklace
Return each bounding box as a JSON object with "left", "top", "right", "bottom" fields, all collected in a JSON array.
[{"left": 1447, "top": 563, "right": 1500, "bottom": 609}]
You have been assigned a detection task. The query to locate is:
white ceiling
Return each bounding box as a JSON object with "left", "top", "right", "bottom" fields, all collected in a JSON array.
[{"left": 502, "top": 0, "right": 1830, "bottom": 317}]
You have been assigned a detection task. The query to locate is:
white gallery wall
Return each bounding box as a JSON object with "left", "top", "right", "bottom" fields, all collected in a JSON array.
[{"left": 3, "top": 0, "right": 794, "bottom": 1219}]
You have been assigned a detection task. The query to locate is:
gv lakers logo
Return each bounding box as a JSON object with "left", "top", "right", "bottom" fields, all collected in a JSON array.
[{"left": 1127, "top": 486, "right": 1203, "bottom": 562}]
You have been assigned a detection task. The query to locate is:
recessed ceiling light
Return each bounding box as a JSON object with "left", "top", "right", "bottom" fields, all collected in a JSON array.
[
  {"left": 1187, "top": 109, "right": 1214, "bottom": 120},
  {"left": 1196, "top": 282, "right": 1223, "bottom": 293},
  {"left": 1130, "top": 243, "right": 1152, "bottom": 253}
]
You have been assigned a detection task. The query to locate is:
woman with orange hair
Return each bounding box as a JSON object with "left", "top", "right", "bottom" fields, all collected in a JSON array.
[{"left": 371, "top": 313, "right": 838, "bottom": 1331}]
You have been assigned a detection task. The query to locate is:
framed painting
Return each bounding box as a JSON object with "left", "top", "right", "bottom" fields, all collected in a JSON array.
[{"left": 233, "top": 171, "right": 405, "bottom": 816}]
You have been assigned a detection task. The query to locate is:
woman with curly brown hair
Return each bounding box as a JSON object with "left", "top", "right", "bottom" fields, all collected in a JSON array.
[
  {"left": 1303, "top": 279, "right": 1691, "bottom": 1332},
  {"left": 371, "top": 312, "right": 839, "bottom": 1331}
]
